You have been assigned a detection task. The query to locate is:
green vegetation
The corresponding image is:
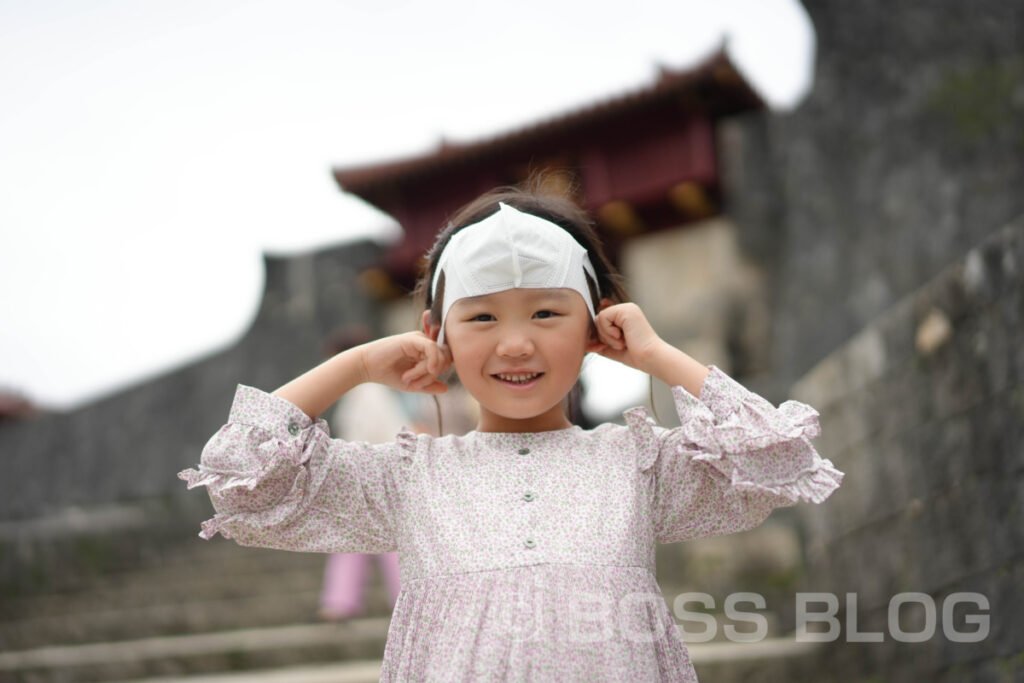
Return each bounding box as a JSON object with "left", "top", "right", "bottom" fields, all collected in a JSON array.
[{"left": 925, "top": 59, "right": 1024, "bottom": 146}]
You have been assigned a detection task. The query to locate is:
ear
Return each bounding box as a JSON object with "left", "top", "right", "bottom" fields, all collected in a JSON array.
[
  {"left": 422, "top": 310, "right": 441, "bottom": 342},
  {"left": 585, "top": 298, "right": 614, "bottom": 353}
]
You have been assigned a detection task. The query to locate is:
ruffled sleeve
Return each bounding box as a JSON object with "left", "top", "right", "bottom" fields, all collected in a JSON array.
[
  {"left": 626, "top": 366, "right": 843, "bottom": 544},
  {"left": 178, "top": 385, "right": 400, "bottom": 553}
]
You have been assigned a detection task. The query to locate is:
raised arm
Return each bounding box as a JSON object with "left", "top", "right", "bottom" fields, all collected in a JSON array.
[
  {"left": 179, "top": 330, "right": 451, "bottom": 549},
  {"left": 637, "top": 342, "right": 710, "bottom": 399},
  {"left": 273, "top": 331, "right": 452, "bottom": 419},
  {"left": 590, "top": 301, "right": 710, "bottom": 397},
  {"left": 596, "top": 301, "right": 841, "bottom": 542}
]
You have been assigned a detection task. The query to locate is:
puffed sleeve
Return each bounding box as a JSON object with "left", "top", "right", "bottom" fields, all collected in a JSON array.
[
  {"left": 624, "top": 366, "right": 843, "bottom": 544},
  {"left": 178, "top": 385, "right": 400, "bottom": 554}
]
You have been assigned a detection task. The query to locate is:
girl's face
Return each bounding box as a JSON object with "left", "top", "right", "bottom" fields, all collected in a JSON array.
[{"left": 428, "top": 287, "right": 601, "bottom": 433}]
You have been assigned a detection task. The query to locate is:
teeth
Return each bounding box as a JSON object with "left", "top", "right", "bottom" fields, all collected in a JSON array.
[{"left": 496, "top": 373, "right": 540, "bottom": 383}]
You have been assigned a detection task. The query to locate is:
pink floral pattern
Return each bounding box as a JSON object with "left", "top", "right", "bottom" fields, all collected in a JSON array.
[{"left": 180, "top": 365, "right": 842, "bottom": 681}]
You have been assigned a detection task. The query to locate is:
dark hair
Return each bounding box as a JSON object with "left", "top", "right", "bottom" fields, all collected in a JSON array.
[
  {"left": 413, "top": 179, "right": 629, "bottom": 433},
  {"left": 413, "top": 180, "right": 628, "bottom": 324}
]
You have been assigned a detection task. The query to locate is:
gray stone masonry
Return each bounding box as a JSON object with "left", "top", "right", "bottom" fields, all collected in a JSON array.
[
  {"left": 788, "top": 216, "right": 1024, "bottom": 682},
  {"left": 723, "top": 0, "right": 1024, "bottom": 397},
  {"left": 0, "top": 239, "right": 383, "bottom": 597}
]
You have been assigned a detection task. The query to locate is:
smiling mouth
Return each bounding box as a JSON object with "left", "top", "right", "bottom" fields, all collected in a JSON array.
[{"left": 493, "top": 372, "right": 543, "bottom": 384}]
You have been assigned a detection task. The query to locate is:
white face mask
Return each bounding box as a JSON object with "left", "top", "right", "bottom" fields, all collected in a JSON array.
[{"left": 431, "top": 202, "right": 599, "bottom": 347}]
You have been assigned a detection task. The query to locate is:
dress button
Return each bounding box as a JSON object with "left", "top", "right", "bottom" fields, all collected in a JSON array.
[
  {"left": 524, "top": 538, "right": 536, "bottom": 549},
  {"left": 287, "top": 422, "right": 300, "bottom": 436},
  {"left": 518, "top": 447, "right": 530, "bottom": 455},
  {"left": 522, "top": 492, "right": 536, "bottom": 502}
]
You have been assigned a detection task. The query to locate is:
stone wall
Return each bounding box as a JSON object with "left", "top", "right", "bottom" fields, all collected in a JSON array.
[
  {"left": 713, "top": 3, "right": 1024, "bottom": 677},
  {"left": 0, "top": 240, "right": 383, "bottom": 592},
  {"left": 724, "top": 1, "right": 1024, "bottom": 393},
  {"left": 789, "top": 217, "right": 1024, "bottom": 681}
]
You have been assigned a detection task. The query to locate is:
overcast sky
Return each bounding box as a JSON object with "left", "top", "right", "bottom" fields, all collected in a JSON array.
[{"left": 0, "top": 0, "right": 814, "bottom": 412}]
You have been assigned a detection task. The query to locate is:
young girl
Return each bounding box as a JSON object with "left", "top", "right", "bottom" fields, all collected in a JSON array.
[{"left": 180, "top": 187, "right": 843, "bottom": 682}]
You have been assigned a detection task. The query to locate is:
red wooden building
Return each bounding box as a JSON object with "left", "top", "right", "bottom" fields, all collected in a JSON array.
[{"left": 332, "top": 49, "right": 764, "bottom": 294}]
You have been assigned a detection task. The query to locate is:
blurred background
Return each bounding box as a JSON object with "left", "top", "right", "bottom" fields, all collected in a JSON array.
[{"left": 2, "top": 1, "right": 1022, "bottom": 681}]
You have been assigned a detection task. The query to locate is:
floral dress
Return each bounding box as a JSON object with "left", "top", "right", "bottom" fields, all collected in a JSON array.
[{"left": 180, "top": 366, "right": 842, "bottom": 682}]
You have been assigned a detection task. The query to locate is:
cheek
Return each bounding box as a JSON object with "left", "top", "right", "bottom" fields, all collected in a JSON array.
[
  {"left": 449, "top": 340, "right": 488, "bottom": 375},
  {"left": 550, "top": 328, "right": 590, "bottom": 364}
]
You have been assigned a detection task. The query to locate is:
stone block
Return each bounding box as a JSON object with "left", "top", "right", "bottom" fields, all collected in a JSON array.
[
  {"left": 961, "top": 398, "right": 1011, "bottom": 476},
  {"left": 869, "top": 437, "right": 914, "bottom": 520},
  {"left": 916, "top": 411, "right": 973, "bottom": 497},
  {"left": 927, "top": 261, "right": 974, "bottom": 326},
  {"left": 971, "top": 304, "right": 1014, "bottom": 397},
  {"left": 893, "top": 424, "right": 930, "bottom": 503},
  {"left": 841, "top": 518, "right": 914, "bottom": 612},
  {"left": 820, "top": 388, "right": 874, "bottom": 455},
  {"left": 875, "top": 295, "right": 917, "bottom": 368},
  {"left": 871, "top": 362, "right": 921, "bottom": 441},
  {"left": 991, "top": 470, "right": 1024, "bottom": 567},
  {"left": 845, "top": 326, "right": 890, "bottom": 394},
  {"left": 996, "top": 390, "right": 1024, "bottom": 474},
  {"left": 791, "top": 352, "right": 846, "bottom": 411},
  {"left": 822, "top": 442, "right": 872, "bottom": 539},
  {"left": 984, "top": 558, "right": 1024, "bottom": 663},
  {"left": 809, "top": 402, "right": 847, "bottom": 466},
  {"left": 929, "top": 326, "right": 989, "bottom": 422}
]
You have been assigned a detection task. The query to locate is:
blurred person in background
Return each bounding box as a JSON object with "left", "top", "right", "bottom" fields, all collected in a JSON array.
[{"left": 318, "top": 326, "right": 477, "bottom": 621}]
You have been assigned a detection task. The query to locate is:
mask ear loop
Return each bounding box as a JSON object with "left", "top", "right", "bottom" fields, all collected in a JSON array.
[
  {"left": 430, "top": 366, "right": 458, "bottom": 436},
  {"left": 431, "top": 394, "right": 443, "bottom": 437},
  {"left": 648, "top": 375, "right": 664, "bottom": 427}
]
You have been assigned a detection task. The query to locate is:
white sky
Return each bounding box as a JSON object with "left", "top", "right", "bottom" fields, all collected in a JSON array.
[{"left": 0, "top": 0, "right": 814, "bottom": 412}]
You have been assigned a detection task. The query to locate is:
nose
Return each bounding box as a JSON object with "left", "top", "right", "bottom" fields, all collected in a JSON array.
[{"left": 495, "top": 325, "right": 535, "bottom": 358}]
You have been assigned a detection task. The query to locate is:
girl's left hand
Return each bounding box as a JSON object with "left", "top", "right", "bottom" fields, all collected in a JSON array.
[{"left": 589, "top": 302, "right": 665, "bottom": 373}]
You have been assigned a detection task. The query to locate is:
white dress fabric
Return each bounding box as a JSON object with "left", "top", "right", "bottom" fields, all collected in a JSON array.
[{"left": 180, "top": 365, "right": 843, "bottom": 681}]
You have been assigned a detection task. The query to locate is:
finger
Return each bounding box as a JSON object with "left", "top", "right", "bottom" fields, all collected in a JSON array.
[
  {"left": 413, "top": 374, "right": 445, "bottom": 392},
  {"left": 405, "top": 375, "right": 431, "bottom": 393},
  {"left": 598, "top": 311, "right": 622, "bottom": 335},
  {"left": 597, "top": 317, "right": 624, "bottom": 349},
  {"left": 400, "top": 362, "right": 420, "bottom": 385},
  {"left": 401, "top": 359, "right": 430, "bottom": 385},
  {"left": 428, "top": 342, "right": 446, "bottom": 376},
  {"left": 413, "top": 359, "right": 444, "bottom": 387},
  {"left": 418, "top": 380, "right": 449, "bottom": 395},
  {"left": 408, "top": 376, "right": 430, "bottom": 391},
  {"left": 441, "top": 343, "right": 453, "bottom": 366}
]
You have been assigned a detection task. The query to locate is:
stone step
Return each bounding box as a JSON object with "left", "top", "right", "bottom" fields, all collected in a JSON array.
[
  {"left": 0, "top": 582, "right": 395, "bottom": 652},
  {"left": 3, "top": 564, "right": 329, "bottom": 621},
  {"left": 689, "top": 635, "right": 826, "bottom": 682},
  {"left": 39, "top": 542, "right": 327, "bottom": 596},
  {"left": 0, "top": 619, "right": 390, "bottom": 683},
  {"left": 1, "top": 630, "right": 821, "bottom": 683},
  {"left": 4, "top": 578, "right": 771, "bottom": 653},
  {"left": 1, "top": 501, "right": 218, "bottom": 598},
  {"left": 122, "top": 660, "right": 383, "bottom": 683},
  {"left": 5, "top": 521, "right": 322, "bottom": 596},
  {"left": 0, "top": 589, "right": 314, "bottom": 651},
  {"left": 3, "top": 537, "right": 395, "bottom": 651}
]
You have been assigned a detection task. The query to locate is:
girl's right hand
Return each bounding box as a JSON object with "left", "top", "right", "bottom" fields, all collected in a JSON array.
[{"left": 358, "top": 332, "right": 452, "bottom": 395}]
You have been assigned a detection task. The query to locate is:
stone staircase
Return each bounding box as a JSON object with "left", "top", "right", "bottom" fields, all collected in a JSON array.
[
  {"left": 1, "top": 505, "right": 827, "bottom": 682},
  {"left": 0, "top": 505, "right": 392, "bottom": 682}
]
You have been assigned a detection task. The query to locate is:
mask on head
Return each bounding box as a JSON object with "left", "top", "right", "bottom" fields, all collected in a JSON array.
[{"left": 431, "top": 203, "right": 599, "bottom": 347}]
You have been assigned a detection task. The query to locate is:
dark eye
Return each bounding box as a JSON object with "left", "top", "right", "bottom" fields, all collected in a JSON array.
[
  {"left": 470, "top": 313, "right": 495, "bottom": 322},
  {"left": 534, "top": 310, "right": 558, "bottom": 319}
]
